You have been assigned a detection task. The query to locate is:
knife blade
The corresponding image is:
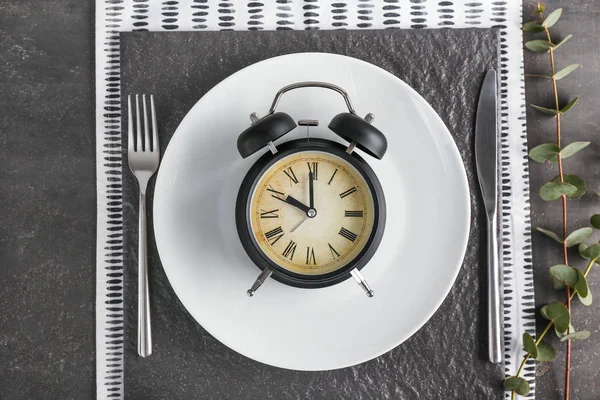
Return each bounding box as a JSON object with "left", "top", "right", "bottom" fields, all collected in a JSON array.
[{"left": 475, "top": 69, "right": 501, "bottom": 364}]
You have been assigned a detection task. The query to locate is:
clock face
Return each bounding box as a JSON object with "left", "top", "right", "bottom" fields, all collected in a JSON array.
[{"left": 249, "top": 150, "right": 376, "bottom": 275}]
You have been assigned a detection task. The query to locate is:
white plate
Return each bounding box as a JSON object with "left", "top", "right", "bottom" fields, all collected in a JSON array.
[{"left": 153, "top": 53, "right": 470, "bottom": 371}]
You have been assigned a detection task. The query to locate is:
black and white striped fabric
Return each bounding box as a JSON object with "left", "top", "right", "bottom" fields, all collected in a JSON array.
[{"left": 95, "top": 2, "right": 534, "bottom": 399}]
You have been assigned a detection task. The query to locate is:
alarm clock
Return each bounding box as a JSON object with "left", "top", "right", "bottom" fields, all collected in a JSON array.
[{"left": 235, "top": 82, "right": 387, "bottom": 297}]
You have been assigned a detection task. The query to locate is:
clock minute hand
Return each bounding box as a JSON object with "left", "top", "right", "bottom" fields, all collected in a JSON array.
[{"left": 309, "top": 171, "right": 315, "bottom": 210}]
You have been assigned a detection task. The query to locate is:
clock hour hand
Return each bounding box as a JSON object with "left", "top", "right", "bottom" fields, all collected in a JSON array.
[{"left": 275, "top": 194, "right": 311, "bottom": 214}]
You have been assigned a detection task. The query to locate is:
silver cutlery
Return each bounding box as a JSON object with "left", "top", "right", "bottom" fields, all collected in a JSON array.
[
  {"left": 127, "top": 94, "right": 160, "bottom": 358},
  {"left": 475, "top": 70, "right": 501, "bottom": 364}
]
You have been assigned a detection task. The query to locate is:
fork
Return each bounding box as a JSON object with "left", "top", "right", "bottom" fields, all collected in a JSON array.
[{"left": 127, "top": 94, "right": 160, "bottom": 357}]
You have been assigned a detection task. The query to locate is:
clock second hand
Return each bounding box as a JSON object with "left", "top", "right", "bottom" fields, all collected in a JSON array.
[{"left": 290, "top": 215, "right": 308, "bottom": 233}]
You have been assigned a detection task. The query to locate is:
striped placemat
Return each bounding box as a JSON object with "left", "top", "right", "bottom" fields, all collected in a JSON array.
[{"left": 95, "top": 2, "right": 533, "bottom": 399}]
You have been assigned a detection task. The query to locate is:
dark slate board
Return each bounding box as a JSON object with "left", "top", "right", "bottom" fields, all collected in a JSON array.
[{"left": 120, "top": 29, "right": 501, "bottom": 399}]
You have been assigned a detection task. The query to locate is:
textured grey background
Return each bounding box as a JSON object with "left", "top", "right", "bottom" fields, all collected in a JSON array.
[
  {"left": 0, "top": 1, "right": 598, "bottom": 399},
  {"left": 120, "top": 28, "right": 500, "bottom": 399},
  {"left": 523, "top": 3, "right": 600, "bottom": 400}
]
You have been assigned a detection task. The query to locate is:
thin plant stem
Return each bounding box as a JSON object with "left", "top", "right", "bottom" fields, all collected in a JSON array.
[
  {"left": 543, "top": 19, "right": 572, "bottom": 399},
  {"left": 511, "top": 10, "right": 576, "bottom": 399}
]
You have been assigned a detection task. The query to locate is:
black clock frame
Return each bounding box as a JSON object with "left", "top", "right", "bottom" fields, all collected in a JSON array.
[{"left": 235, "top": 138, "right": 386, "bottom": 289}]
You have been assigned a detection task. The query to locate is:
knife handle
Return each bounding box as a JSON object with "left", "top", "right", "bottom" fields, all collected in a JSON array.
[{"left": 487, "top": 213, "right": 502, "bottom": 363}]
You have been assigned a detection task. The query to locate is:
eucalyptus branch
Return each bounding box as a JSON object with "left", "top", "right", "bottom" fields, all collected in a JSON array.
[{"left": 504, "top": 5, "right": 596, "bottom": 399}]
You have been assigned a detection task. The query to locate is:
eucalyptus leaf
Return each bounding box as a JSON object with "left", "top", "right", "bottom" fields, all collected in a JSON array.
[
  {"left": 574, "top": 269, "right": 589, "bottom": 297},
  {"left": 536, "top": 341, "right": 556, "bottom": 361},
  {"left": 531, "top": 104, "right": 560, "bottom": 115},
  {"left": 549, "top": 265, "right": 578, "bottom": 287},
  {"left": 554, "top": 34, "right": 573, "bottom": 49},
  {"left": 579, "top": 242, "right": 588, "bottom": 254},
  {"left": 540, "top": 181, "right": 577, "bottom": 201},
  {"left": 560, "top": 141, "right": 590, "bottom": 159},
  {"left": 552, "top": 175, "right": 586, "bottom": 198},
  {"left": 590, "top": 214, "right": 600, "bottom": 229},
  {"left": 560, "top": 96, "right": 580, "bottom": 114},
  {"left": 554, "top": 64, "right": 580, "bottom": 80},
  {"left": 556, "top": 323, "right": 576, "bottom": 339},
  {"left": 529, "top": 143, "right": 560, "bottom": 163},
  {"left": 560, "top": 330, "right": 591, "bottom": 342},
  {"left": 581, "top": 243, "right": 600, "bottom": 261},
  {"left": 540, "top": 302, "right": 570, "bottom": 333},
  {"left": 537, "top": 227, "right": 562, "bottom": 243},
  {"left": 525, "top": 40, "right": 555, "bottom": 53},
  {"left": 522, "top": 332, "right": 538, "bottom": 358},
  {"left": 523, "top": 21, "right": 545, "bottom": 32},
  {"left": 504, "top": 376, "right": 530, "bottom": 396},
  {"left": 543, "top": 8, "right": 562, "bottom": 28},
  {"left": 579, "top": 289, "right": 593, "bottom": 306},
  {"left": 565, "top": 227, "right": 593, "bottom": 247},
  {"left": 551, "top": 276, "right": 566, "bottom": 290},
  {"left": 574, "top": 269, "right": 592, "bottom": 306}
]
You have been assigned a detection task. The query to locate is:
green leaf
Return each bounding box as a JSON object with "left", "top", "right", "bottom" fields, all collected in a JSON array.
[
  {"left": 565, "top": 227, "right": 593, "bottom": 247},
  {"left": 579, "top": 242, "right": 588, "bottom": 254},
  {"left": 523, "top": 21, "right": 545, "bottom": 33},
  {"left": 560, "top": 330, "right": 591, "bottom": 342},
  {"left": 560, "top": 175, "right": 587, "bottom": 198},
  {"left": 581, "top": 244, "right": 600, "bottom": 261},
  {"left": 522, "top": 332, "right": 538, "bottom": 358},
  {"left": 529, "top": 143, "right": 560, "bottom": 163},
  {"left": 525, "top": 40, "right": 555, "bottom": 53},
  {"left": 504, "top": 376, "right": 530, "bottom": 396},
  {"left": 579, "top": 289, "right": 592, "bottom": 306},
  {"left": 560, "top": 141, "right": 590, "bottom": 158},
  {"left": 540, "top": 181, "right": 577, "bottom": 201},
  {"left": 556, "top": 323, "right": 576, "bottom": 339},
  {"left": 536, "top": 341, "right": 557, "bottom": 361},
  {"left": 531, "top": 104, "right": 560, "bottom": 115},
  {"left": 549, "top": 265, "right": 578, "bottom": 287},
  {"left": 554, "top": 64, "right": 580, "bottom": 80},
  {"left": 551, "top": 277, "right": 566, "bottom": 290},
  {"left": 560, "top": 96, "right": 580, "bottom": 114},
  {"left": 543, "top": 8, "right": 563, "bottom": 28},
  {"left": 591, "top": 214, "right": 600, "bottom": 229},
  {"left": 537, "top": 227, "right": 562, "bottom": 243},
  {"left": 540, "top": 302, "right": 570, "bottom": 333},
  {"left": 554, "top": 34, "right": 573, "bottom": 49},
  {"left": 574, "top": 269, "right": 592, "bottom": 305}
]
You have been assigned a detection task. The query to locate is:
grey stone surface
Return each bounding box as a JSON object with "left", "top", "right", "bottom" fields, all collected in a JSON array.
[
  {"left": 523, "top": 2, "right": 600, "bottom": 400},
  {"left": 0, "top": 1, "right": 96, "bottom": 399},
  {"left": 0, "top": 1, "right": 599, "bottom": 399},
  {"left": 119, "top": 29, "right": 501, "bottom": 400}
]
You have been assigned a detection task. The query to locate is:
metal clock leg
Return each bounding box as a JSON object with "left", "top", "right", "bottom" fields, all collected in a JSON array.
[
  {"left": 350, "top": 269, "right": 374, "bottom": 297},
  {"left": 247, "top": 268, "right": 273, "bottom": 297}
]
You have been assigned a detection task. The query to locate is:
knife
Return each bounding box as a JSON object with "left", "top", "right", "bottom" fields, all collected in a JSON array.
[{"left": 475, "top": 69, "right": 501, "bottom": 364}]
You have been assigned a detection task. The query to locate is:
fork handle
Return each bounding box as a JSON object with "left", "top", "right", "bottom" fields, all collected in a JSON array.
[{"left": 138, "top": 191, "right": 152, "bottom": 357}]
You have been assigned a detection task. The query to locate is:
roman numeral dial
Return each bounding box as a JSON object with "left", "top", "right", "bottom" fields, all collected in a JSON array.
[{"left": 249, "top": 151, "right": 376, "bottom": 276}]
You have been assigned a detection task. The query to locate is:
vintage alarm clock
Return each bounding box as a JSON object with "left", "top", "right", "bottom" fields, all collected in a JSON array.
[{"left": 235, "top": 82, "right": 387, "bottom": 297}]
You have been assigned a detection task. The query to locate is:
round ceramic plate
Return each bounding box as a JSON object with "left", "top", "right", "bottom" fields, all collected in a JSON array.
[{"left": 153, "top": 53, "right": 470, "bottom": 371}]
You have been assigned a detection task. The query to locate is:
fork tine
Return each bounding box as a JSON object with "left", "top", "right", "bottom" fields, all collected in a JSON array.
[
  {"left": 142, "top": 94, "right": 150, "bottom": 153},
  {"left": 150, "top": 95, "right": 158, "bottom": 153},
  {"left": 135, "top": 94, "right": 142, "bottom": 151},
  {"left": 128, "top": 95, "right": 134, "bottom": 152}
]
